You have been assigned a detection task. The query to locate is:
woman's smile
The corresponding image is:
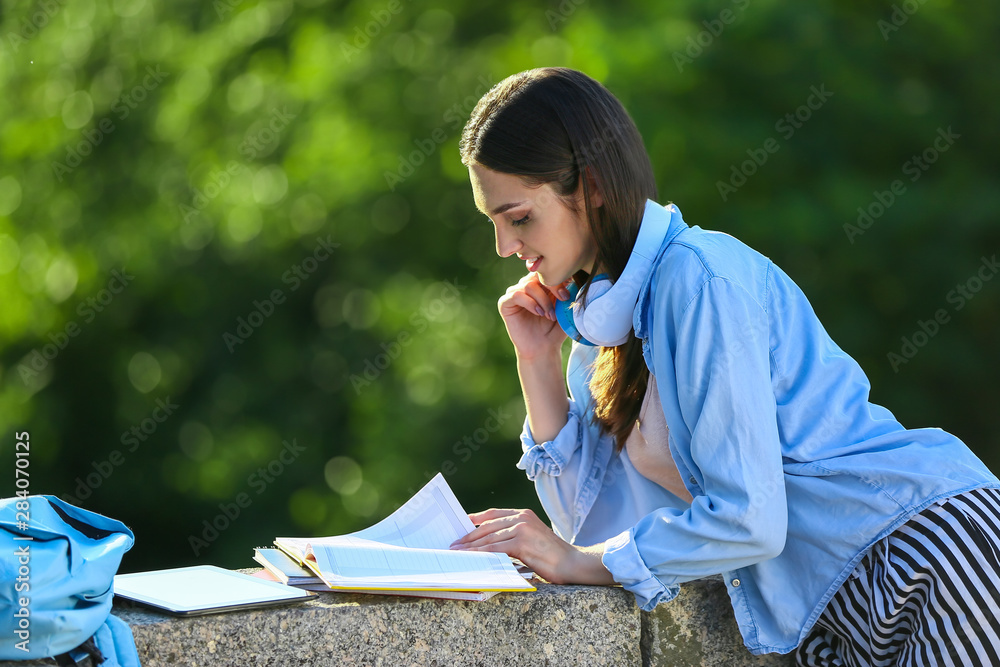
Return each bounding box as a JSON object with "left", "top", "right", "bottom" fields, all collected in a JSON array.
[{"left": 519, "top": 255, "right": 543, "bottom": 273}]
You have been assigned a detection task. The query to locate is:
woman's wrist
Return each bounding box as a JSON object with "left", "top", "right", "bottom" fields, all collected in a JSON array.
[
  {"left": 516, "top": 350, "right": 569, "bottom": 444},
  {"left": 513, "top": 342, "right": 564, "bottom": 365},
  {"left": 568, "top": 543, "right": 617, "bottom": 586}
]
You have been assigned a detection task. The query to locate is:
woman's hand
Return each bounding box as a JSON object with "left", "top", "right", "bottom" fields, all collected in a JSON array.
[
  {"left": 449, "top": 508, "right": 616, "bottom": 586},
  {"left": 498, "top": 273, "right": 571, "bottom": 360}
]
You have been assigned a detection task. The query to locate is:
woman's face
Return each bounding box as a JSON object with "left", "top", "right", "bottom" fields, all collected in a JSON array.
[{"left": 469, "top": 163, "right": 598, "bottom": 287}]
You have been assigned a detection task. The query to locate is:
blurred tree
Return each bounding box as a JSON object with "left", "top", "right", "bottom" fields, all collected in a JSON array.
[{"left": 0, "top": 0, "right": 997, "bottom": 572}]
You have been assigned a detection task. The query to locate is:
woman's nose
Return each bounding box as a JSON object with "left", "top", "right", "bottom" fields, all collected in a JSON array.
[{"left": 495, "top": 227, "right": 521, "bottom": 258}]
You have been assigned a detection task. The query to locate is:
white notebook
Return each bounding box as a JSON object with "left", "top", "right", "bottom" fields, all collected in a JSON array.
[{"left": 114, "top": 565, "right": 313, "bottom": 616}]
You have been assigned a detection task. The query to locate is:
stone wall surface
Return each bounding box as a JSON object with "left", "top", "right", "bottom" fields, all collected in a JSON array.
[
  {"left": 641, "top": 577, "right": 794, "bottom": 667},
  {"left": 115, "top": 582, "right": 641, "bottom": 667},
  {"left": 1, "top": 576, "right": 796, "bottom": 667}
]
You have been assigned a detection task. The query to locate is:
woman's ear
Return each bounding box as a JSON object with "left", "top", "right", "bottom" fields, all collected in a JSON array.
[{"left": 578, "top": 166, "right": 604, "bottom": 209}]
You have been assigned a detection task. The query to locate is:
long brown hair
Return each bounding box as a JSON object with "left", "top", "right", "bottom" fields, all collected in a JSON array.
[{"left": 459, "top": 67, "right": 658, "bottom": 452}]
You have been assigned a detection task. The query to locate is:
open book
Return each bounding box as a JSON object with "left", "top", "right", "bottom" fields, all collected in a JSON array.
[
  {"left": 252, "top": 548, "right": 500, "bottom": 602},
  {"left": 273, "top": 473, "right": 536, "bottom": 600}
]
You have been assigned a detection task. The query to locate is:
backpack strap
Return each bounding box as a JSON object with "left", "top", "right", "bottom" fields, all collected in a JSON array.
[{"left": 54, "top": 636, "right": 103, "bottom": 666}]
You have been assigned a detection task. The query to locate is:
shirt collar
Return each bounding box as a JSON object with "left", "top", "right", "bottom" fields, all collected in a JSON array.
[{"left": 632, "top": 202, "right": 689, "bottom": 340}]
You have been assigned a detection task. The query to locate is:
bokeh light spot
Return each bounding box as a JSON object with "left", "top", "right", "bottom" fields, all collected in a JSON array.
[
  {"left": 342, "top": 480, "right": 379, "bottom": 518},
  {"left": 128, "top": 351, "right": 162, "bottom": 393},
  {"left": 0, "top": 176, "right": 23, "bottom": 216},
  {"left": 324, "top": 455, "right": 362, "bottom": 494},
  {"left": 62, "top": 91, "right": 94, "bottom": 129},
  {"left": 44, "top": 255, "right": 79, "bottom": 303},
  {"left": 179, "top": 421, "right": 214, "bottom": 461}
]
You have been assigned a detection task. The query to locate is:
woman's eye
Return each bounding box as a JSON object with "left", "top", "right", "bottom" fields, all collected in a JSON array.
[{"left": 511, "top": 214, "right": 530, "bottom": 227}]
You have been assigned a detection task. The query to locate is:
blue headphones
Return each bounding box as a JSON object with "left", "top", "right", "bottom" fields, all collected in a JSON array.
[{"left": 555, "top": 200, "right": 673, "bottom": 347}]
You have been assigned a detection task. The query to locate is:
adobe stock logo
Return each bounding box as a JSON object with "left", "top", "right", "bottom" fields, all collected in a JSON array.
[
  {"left": 843, "top": 126, "right": 960, "bottom": 244},
  {"left": 18, "top": 268, "right": 134, "bottom": 386},
  {"left": 878, "top": 0, "right": 929, "bottom": 41},
  {"left": 887, "top": 254, "right": 998, "bottom": 373},
  {"left": 340, "top": 0, "right": 406, "bottom": 62},
  {"left": 348, "top": 278, "right": 466, "bottom": 393},
  {"left": 223, "top": 235, "right": 338, "bottom": 353},
  {"left": 179, "top": 107, "right": 296, "bottom": 224},
  {"left": 62, "top": 397, "right": 179, "bottom": 504},
  {"left": 716, "top": 84, "right": 833, "bottom": 201},
  {"left": 672, "top": 0, "right": 751, "bottom": 73},
  {"left": 383, "top": 75, "right": 496, "bottom": 191},
  {"left": 546, "top": 0, "right": 588, "bottom": 31},
  {"left": 51, "top": 66, "right": 169, "bottom": 182},
  {"left": 188, "top": 438, "right": 306, "bottom": 556},
  {"left": 1, "top": 0, "right": 65, "bottom": 54}
]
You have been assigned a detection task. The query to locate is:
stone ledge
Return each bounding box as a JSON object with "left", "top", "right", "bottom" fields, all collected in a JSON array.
[
  {"left": 2, "top": 576, "right": 793, "bottom": 666},
  {"left": 643, "top": 576, "right": 793, "bottom": 667},
  {"left": 116, "top": 581, "right": 640, "bottom": 667}
]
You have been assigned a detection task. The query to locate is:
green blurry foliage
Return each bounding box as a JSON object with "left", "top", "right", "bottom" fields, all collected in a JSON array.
[{"left": 0, "top": 0, "right": 997, "bottom": 572}]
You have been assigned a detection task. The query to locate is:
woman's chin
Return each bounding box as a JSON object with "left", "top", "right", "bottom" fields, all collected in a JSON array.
[{"left": 534, "top": 269, "right": 566, "bottom": 287}]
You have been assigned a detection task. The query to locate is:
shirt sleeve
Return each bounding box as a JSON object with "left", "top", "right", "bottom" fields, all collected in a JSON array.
[
  {"left": 602, "top": 275, "right": 787, "bottom": 611},
  {"left": 516, "top": 343, "right": 616, "bottom": 544}
]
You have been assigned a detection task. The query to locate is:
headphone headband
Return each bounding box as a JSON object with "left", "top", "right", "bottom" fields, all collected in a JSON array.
[{"left": 557, "top": 200, "right": 672, "bottom": 347}]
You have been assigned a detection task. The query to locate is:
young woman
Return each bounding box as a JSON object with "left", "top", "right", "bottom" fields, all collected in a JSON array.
[{"left": 448, "top": 67, "right": 1000, "bottom": 664}]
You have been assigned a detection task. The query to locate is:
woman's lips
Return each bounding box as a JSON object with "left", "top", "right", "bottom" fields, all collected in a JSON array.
[{"left": 526, "top": 256, "right": 542, "bottom": 272}]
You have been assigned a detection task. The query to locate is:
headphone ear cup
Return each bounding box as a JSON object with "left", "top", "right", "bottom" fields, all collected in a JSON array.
[
  {"left": 554, "top": 276, "right": 616, "bottom": 347},
  {"left": 574, "top": 276, "right": 615, "bottom": 344},
  {"left": 555, "top": 282, "right": 596, "bottom": 346}
]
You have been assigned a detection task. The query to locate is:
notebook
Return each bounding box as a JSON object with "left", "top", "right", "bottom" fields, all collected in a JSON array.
[{"left": 114, "top": 564, "right": 313, "bottom": 616}]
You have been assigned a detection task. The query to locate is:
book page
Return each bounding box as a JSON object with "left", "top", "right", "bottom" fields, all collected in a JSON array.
[
  {"left": 349, "top": 473, "right": 475, "bottom": 549},
  {"left": 308, "top": 537, "right": 534, "bottom": 591},
  {"left": 276, "top": 473, "right": 472, "bottom": 556}
]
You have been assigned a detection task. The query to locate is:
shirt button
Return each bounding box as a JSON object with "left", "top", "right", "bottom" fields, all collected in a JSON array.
[
  {"left": 689, "top": 476, "right": 697, "bottom": 484},
  {"left": 732, "top": 578, "right": 741, "bottom": 587}
]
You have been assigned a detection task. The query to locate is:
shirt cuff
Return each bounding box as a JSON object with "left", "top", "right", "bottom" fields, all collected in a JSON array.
[
  {"left": 515, "top": 410, "right": 581, "bottom": 480},
  {"left": 601, "top": 527, "right": 679, "bottom": 612}
]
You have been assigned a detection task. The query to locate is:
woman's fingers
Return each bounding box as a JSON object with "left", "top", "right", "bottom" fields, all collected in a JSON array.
[
  {"left": 450, "top": 508, "right": 576, "bottom": 584},
  {"left": 552, "top": 278, "right": 573, "bottom": 302},
  {"left": 526, "top": 273, "right": 573, "bottom": 303},
  {"left": 500, "top": 288, "right": 556, "bottom": 321},
  {"left": 453, "top": 513, "right": 529, "bottom": 550},
  {"left": 453, "top": 509, "right": 523, "bottom": 547},
  {"left": 454, "top": 535, "right": 520, "bottom": 555},
  {"left": 454, "top": 526, "right": 517, "bottom": 550},
  {"left": 469, "top": 508, "right": 521, "bottom": 523},
  {"left": 453, "top": 509, "right": 542, "bottom": 547},
  {"left": 500, "top": 273, "right": 573, "bottom": 321},
  {"left": 523, "top": 280, "right": 557, "bottom": 319}
]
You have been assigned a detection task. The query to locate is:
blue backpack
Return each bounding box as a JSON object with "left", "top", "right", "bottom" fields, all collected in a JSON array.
[{"left": 0, "top": 495, "right": 138, "bottom": 664}]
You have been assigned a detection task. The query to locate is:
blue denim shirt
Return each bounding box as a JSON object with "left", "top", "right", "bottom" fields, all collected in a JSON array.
[{"left": 515, "top": 202, "right": 999, "bottom": 655}]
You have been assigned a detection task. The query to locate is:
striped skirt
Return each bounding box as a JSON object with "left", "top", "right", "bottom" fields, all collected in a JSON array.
[{"left": 794, "top": 486, "right": 1000, "bottom": 666}]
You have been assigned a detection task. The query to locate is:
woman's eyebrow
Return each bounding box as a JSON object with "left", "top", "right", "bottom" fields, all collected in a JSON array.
[{"left": 491, "top": 201, "right": 526, "bottom": 216}]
